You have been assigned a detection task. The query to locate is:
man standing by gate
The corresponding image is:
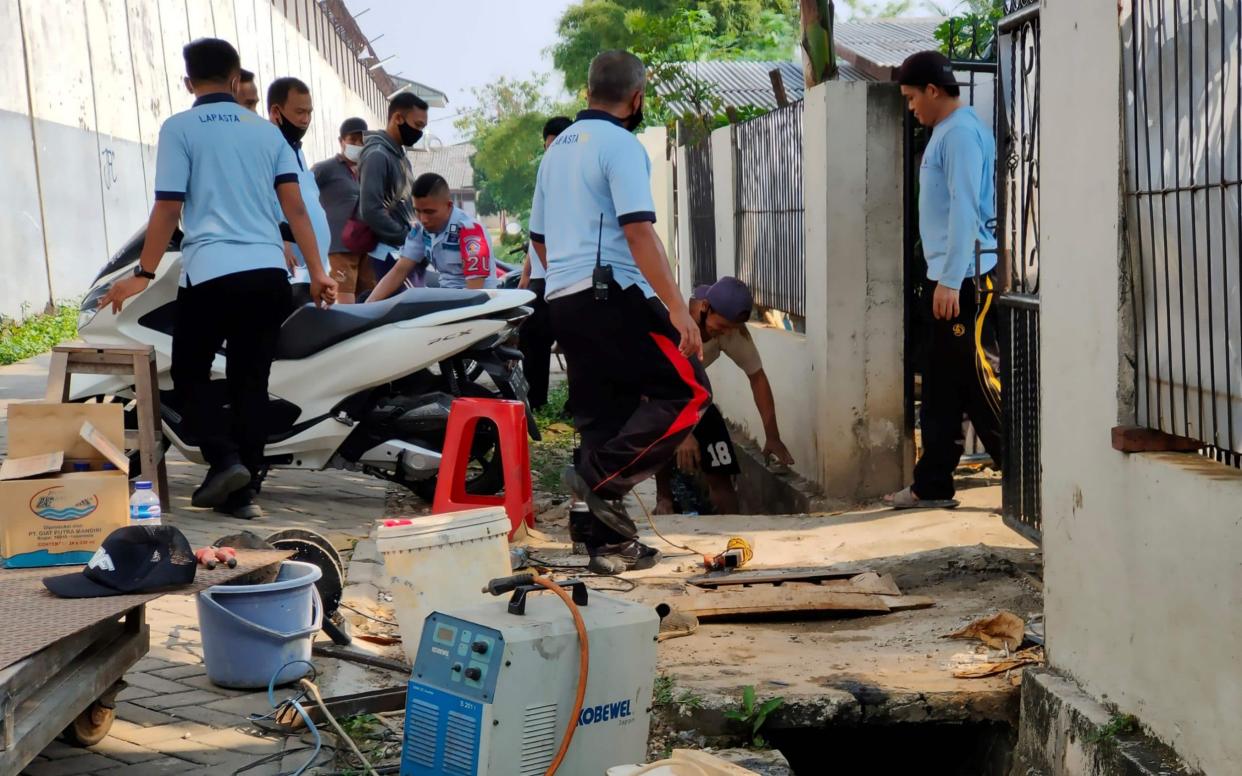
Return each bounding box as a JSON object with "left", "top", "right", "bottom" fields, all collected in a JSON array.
[{"left": 888, "top": 50, "right": 1003, "bottom": 509}]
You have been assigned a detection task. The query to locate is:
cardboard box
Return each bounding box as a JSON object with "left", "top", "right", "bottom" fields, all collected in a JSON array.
[{"left": 1, "top": 403, "right": 130, "bottom": 568}]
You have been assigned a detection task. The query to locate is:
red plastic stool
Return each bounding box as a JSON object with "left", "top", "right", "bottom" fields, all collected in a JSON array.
[{"left": 432, "top": 397, "right": 534, "bottom": 539}]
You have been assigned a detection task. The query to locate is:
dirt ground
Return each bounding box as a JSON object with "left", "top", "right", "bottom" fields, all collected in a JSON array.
[{"left": 525, "top": 480, "right": 1042, "bottom": 736}]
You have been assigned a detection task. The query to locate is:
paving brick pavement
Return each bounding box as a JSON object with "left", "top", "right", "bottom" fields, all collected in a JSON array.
[{"left": 3, "top": 354, "right": 401, "bottom": 774}]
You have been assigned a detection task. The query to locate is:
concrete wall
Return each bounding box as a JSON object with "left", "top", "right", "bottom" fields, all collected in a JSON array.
[
  {"left": 0, "top": 0, "right": 385, "bottom": 321},
  {"left": 637, "top": 126, "right": 675, "bottom": 264},
  {"left": 686, "top": 82, "right": 909, "bottom": 500},
  {"left": 1041, "top": 2, "right": 1242, "bottom": 774}
]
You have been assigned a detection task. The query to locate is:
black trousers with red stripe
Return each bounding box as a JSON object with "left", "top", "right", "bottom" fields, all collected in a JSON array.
[
  {"left": 550, "top": 283, "right": 711, "bottom": 508},
  {"left": 913, "top": 274, "right": 1005, "bottom": 500}
]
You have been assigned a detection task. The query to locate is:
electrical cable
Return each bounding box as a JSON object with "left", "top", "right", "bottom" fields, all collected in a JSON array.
[
  {"left": 237, "top": 660, "right": 321, "bottom": 776},
  {"left": 633, "top": 491, "right": 713, "bottom": 557}
]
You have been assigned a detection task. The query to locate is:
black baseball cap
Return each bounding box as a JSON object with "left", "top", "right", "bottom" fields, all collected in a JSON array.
[
  {"left": 894, "top": 50, "right": 958, "bottom": 89},
  {"left": 339, "top": 117, "right": 368, "bottom": 137},
  {"left": 44, "top": 525, "right": 197, "bottom": 598}
]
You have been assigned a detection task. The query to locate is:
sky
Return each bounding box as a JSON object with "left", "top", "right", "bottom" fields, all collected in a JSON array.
[{"left": 344, "top": 0, "right": 577, "bottom": 145}]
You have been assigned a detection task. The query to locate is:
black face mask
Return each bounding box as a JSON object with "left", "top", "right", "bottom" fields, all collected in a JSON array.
[
  {"left": 276, "top": 110, "right": 307, "bottom": 145},
  {"left": 624, "top": 98, "right": 644, "bottom": 133},
  {"left": 398, "top": 119, "right": 423, "bottom": 147}
]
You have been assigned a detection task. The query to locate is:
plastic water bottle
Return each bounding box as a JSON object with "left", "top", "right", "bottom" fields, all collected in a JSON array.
[{"left": 129, "top": 481, "right": 162, "bottom": 527}]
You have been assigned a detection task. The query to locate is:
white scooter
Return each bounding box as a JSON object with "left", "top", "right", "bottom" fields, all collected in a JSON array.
[{"left": 73, "top": 228, "right": 538, "bottom": 500}]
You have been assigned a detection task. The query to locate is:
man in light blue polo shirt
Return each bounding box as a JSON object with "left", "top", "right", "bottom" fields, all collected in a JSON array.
[
  {"left": 100, "top": 38, "right": 336, "bottom": 519},
  {"left": 887, "top": 50, "right": 1003, "bottom": 510},
  {"left": 529, "top": 50, "right": 707, "bottom": 575},
  {"left": 266, "top": 76, "right": 331, "bottom": 289}
]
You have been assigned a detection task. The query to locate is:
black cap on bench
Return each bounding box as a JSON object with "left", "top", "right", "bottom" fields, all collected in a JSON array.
[{"left": 44, "top": 525, "right": 197, "bottom": 598}]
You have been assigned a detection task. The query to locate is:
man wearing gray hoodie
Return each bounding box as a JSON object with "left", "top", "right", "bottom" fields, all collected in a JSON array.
[{"left": 358, "top": 93, "right": 428, "bottom": 276}]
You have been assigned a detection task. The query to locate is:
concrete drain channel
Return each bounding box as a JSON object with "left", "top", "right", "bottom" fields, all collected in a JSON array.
[{"left": 770, "top": 721, "right": 1017, "bottom": 774}]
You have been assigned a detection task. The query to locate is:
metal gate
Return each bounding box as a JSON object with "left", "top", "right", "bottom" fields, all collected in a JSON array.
[
  {"left": 685, "top": 139, "right": 717, "bottom": 288},
  {"left": 995, "top": 0, "right": 1042, "bottom": 542}
]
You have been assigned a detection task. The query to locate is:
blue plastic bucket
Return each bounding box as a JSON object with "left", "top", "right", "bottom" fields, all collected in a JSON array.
[{"left": 196, "top": 560, "right": 323, "bottom": 689}]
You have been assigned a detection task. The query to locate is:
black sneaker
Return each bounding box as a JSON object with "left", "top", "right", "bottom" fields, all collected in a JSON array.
[
  {"left": 587, "top": 539, "right": 662, "bottom": 576},
  {"left": 561, "top": 467, "right": 638, "bottom": 538},
  {"left": 214, "top": 488, "right": 263, "bottom": 520},
  {"left": 191, "top": 464, "right": 252, "bottom": 509}
]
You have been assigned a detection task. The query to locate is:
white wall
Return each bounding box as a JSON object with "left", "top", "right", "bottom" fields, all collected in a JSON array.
[
  {"left": 0, "top": 0, "right": 385, "bottom": 321},
  {"left": 638, "top": 126, "right": 675, "bottom": 265},
  {"left": 1042, "top": 2, "right": 1242, "bottom": 774}
]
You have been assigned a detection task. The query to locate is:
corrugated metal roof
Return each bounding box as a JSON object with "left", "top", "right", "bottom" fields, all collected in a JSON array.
[
  {"left": 655, "top": 59, "right": 873, "bottom": 115},
  {"left": 834, "top": 17, "right": 945, "bottom": 69},
  {"left": 408, "top": 142, "right": 475, "bottom": 191}
]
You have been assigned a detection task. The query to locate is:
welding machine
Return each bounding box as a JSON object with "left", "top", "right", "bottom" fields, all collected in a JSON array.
[{"left": 400, "top": 575, "right": 659, "bottom": 775}]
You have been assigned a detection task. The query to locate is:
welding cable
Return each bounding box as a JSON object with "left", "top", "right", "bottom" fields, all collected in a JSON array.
[
  {"left": 237, "top": 660, "right": 322, "bottom": 776},
  {"left": 532, "top": 574, "right": 591, "bottom": 776},
  {"left": 633, "top": 491, "right": 713, "bottom": 559}
]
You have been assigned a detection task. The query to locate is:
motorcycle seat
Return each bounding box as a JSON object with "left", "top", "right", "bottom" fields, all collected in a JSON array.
[{"left": 276, "top": 288, "right": 489, "bottom": 360}]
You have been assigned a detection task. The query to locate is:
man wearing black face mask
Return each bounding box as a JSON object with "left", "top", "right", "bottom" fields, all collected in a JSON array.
[
  {"left": 357, "top": 93, "right": 428, "bottom": 281},
  {"left": 267, "top": 77, "right": 331, "bottom": 294}
]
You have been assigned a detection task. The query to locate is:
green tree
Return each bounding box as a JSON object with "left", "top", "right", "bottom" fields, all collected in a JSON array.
[
  {"left": 551, "top": 0, "right": 798, "bottom": 96},
  {"left": 455, "top": 75, "right": 580, "bottom": 223}
]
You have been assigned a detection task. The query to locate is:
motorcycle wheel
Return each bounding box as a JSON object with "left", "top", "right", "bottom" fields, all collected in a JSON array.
[{"left": 401, "top": 384, "right": 506, "bottom": 502}]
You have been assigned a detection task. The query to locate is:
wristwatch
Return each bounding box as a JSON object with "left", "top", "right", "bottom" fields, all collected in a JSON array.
[{"left": 133, "top": 266, "right": 156, "bottom": 280}]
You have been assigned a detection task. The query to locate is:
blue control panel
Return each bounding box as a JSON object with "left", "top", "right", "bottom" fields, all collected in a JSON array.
[{"left": 413, "top": 613, "right": 504, "bottom": 703}]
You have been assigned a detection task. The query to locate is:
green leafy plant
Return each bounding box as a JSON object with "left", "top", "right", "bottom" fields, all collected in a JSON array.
[
  {"left": 0, "top": 304, "right": 79, "bottom": 366},
  {"left": 1085, "top": 712, "right": 1139, "bottom": 745},
  {"left": 653, "top": 674, "right": 706, "bottom": 713},
  {"left": 724, "top": 685, "right": 784, "bottom": 748},
  {"left": 934, "top": 0, "right": 1004, "bottom": 61}
]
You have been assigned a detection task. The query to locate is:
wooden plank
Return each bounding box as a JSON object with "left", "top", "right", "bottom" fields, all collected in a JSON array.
[
  {"left": 132, "top": 353, "right": 169, "bottom": 509},
  {"left": 879, "top": 595, "right": 936, "bottom": 612},
  {"left": 689, "top": 566, "right": 868, "bottom": 588},
  {"left": 44, "top": 350, "right": 70, "bottom": 402},
  {"left": 1111, "top": 425, "right": 1202, "bottom": 453},
  {"left": 769, "top": 68, "right": 789, "bottom": 107},
  {"left": 0, "top": 620, "right": 148, "bottom": 772},
  {"left": 54, "top": 344, "right": 152, "bottom": 357},
  {"left": 670, "top": 584, "right": 893, "bottom": 619}
]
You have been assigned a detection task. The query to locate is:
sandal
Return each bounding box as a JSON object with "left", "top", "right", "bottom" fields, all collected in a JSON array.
[{"left": 883, "top": 486, "right": 960, "bottom": 510}]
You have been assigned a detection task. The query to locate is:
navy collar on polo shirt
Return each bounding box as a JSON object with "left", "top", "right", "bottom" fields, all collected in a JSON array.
[
  {"left": 193, "top": 92, "right": 238, "bottom": 107},
  {"left": 576, "top": 109, "right": 625, "bottom": 127}
]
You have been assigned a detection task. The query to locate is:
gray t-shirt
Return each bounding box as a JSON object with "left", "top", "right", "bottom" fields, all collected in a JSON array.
[{"left": 311, "top": 156, "right": 360, "bottom": 255}]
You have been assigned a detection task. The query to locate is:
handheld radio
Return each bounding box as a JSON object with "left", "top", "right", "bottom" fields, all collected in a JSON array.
[{"left": 592, "top": 213, "right": 612, "bottom": 301}]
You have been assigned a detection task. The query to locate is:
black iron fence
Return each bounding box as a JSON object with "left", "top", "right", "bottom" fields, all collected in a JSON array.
[
  {"left": 996, "top": 0, "right": 1043, "bottom": 541},
  {"left": 685, "top": 139, "right": 718, "bottom": 288},
  {"left": 734, "top": 100, "right": 806, "bottom": 317},
  {"left": 1123, "top": 0, "right": 1242, "bottom": 466}
]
